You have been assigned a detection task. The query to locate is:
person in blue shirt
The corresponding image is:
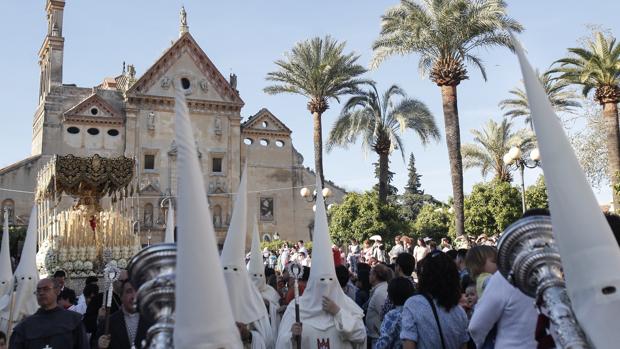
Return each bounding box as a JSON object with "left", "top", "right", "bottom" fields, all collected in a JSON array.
[{"left": 374, "top": 277, "right": 415, "bottom": 349}]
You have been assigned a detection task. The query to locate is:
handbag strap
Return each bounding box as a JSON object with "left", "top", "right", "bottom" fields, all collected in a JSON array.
[{"left": 423, "top": 294, "right": 446, "bottom": 349}]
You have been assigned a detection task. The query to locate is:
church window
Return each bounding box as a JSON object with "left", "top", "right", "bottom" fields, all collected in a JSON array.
[
  {"left": 262, "top": 234, "right": 272, "bottom": 242},
  {"left": 87, "top": 128, "right": 100, "bottom": 135},
  {"left": 243, "top": 138, "right": 253, "bottom": 145},
  {"left": 90, "top": 107, "right": 99, "bottom": 116},
  {"left": 212, "top": 157, "right": 223, "bottom": 173},
  {"left": 260, "top": 139, "right": 269, "bottom": 146},
  {"left": 261, "top": 121, "right": 268, "bottom": 128},
  {"left": 67, "top": 127, "right": 80, "bottom": 134},
  {"left": 107, "top": 129, "right": 119, "bottom": 136},
  {"left": 181, "top": 77, "right": 191, "bottom": 90},
  {"left": 144, "top": 154, "right": 155, "bottom": 170},
  {"left": 275, "top": 140, "right": 285, "bottom": 148}
]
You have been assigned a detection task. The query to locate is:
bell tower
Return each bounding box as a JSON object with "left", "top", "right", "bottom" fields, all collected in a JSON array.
[
  {"left": 33, "top": 0, "right": 65, "bottom": 155},
  {"left": 38, "top": 0, "right": 65, "bottom": 100}
]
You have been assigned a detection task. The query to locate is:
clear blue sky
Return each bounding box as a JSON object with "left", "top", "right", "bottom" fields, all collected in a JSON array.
[{"left": 0, "top": 1, "right": 618, "bottom": 203}]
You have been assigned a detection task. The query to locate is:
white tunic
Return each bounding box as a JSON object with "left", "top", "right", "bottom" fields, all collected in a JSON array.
[{"left": 275, "top": 301, "right": 366, "bottom": 349}]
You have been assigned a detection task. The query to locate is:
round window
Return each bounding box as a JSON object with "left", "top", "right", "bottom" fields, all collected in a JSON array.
[
  {"left": 261, "top": 121, "right": 268, "bottom": 128},
  {"left": 243, "top": 138, "right": 254, "bottom": 145},
  {"left": 107, "top": 129, "right": 119, "bottom": 136},
  {"left": 87, "top": 128, "right": 100, "bottom": 135},
  {"left": 90, "top": 108, "right": 99, "bottom": 116},
  {"left": 275, "top": 140, "right": 285, "bottom": 148},
  {"left": 67, "top": 127, "right": 80, "bottom": 134},
  {"left": 260, "top": 139, "right": 269, "bottom": 146},
  {"left": 181, "top": 77, "right": 191, "bottom": 90}
]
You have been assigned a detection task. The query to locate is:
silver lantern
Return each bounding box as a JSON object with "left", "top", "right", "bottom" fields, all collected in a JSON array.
[
  {"left": 497, "top": 215, "right": 589, "bottom": 349},
  {"left": 127, "top": 243, "right": 176, "bottom": 349}
]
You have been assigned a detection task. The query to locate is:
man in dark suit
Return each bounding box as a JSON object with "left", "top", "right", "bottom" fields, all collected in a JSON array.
[
  {"left": 55, "top": 269, "right": 77, "bottom": 305},
  {"left": 94, "top": 279, "right": 152, "bottom": 349}
]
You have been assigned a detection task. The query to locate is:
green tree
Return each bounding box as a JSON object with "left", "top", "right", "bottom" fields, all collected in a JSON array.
[
  {"left": 264, "top": 36, "right": 369, "bottom": 186},
  {"left": 461, "top": 119, "right": 536, "bottom": 182},
  {"left": 329, "top": 191, "right": 410, "bottom": 245},
  {"left": 401, "top": 153, "right": 436, "bottom": 221},
  {"left": 499, "top": 69, "right": 581, "bottom": 127},
  {"left": 372, "top": 0, "right": 522, "bottom": 236},
  {"left": 525, "top": 175, "right": 549, "bottom": 209},
  {"left": 412, "top": 204, "right": 454, "bottom": 241},
  {"left": 327, "top": 83, "right": 439, "bottom": 204},
  {"left": 550, "top": 31, "right": 620, "bottom": 208},
  {"left": 464, "top": 180, "right": 522, "bottom": 237}
]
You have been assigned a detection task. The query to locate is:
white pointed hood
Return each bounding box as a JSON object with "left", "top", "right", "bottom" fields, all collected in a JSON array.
[
  {"left": 221, "top": 166, "right": 268, "bottom": 324},
  {"left": 164, "top": 203, "right": 175, "bottom": 243},
  {"left": 298, "top": 178, "right": 363, "bottom": 330},
  {"left": 10, "top": 205, "right": 39, "bottom": 323},
  {"left": 0, "top": 210, "right": 12, "bottom": 298},
  {"left": 172, "top": 84, "right": 242, "bottom": 349},
  {"left": 512, "top": 35, "right": 620, "bottom": 348},
  {"left": 248, "top": 214, "right": 266, "bottom": 290}
]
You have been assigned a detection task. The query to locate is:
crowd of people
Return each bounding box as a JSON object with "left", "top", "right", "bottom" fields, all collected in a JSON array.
[{"left": 3, "top": 207, "right": 619, "bottom": 348}]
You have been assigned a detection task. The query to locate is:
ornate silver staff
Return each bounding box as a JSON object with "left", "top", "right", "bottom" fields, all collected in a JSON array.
[
  {"left": 288, "top": 261, "right": 303, "bottom": 348},
  {"left": 497, "top": 215, "right": 589, "bottom": 348},
  {"left": 128, "top": 243, "right": 176, "bottom": 349},
  {"left": 102, "top": 263, "right": 120, "bottom": 336}
]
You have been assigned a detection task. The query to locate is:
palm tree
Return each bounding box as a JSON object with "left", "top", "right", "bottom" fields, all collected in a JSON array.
[
  {"left": 462, "top": 119, "right": 536, "bottom": 182},
  {"left": 326, "top": 84, "right": 440, "bottom": 203},
  {"left": 371, "top": 0, "right": 522, "bottom": 236},
  {"left": 499, "top": 69, "right": 581, "bottom": 127},
  {"left": 550, "top": 32, "right": 620, "bottom": 207},
  {"left": 264, "top": 36, "right": 369, "bottom": 186}
]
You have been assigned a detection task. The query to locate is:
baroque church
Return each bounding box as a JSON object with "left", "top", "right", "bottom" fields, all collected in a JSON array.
[{"left": 0, "top": 1, "right": 344, "bottom": 245}]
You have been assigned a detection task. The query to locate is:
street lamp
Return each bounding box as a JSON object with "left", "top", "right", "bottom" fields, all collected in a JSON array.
[
  {"left": 505, "top": 146, "right": 541, "bottom": 212},
  {"left": 300, "top": 186, "right": 332, "bottom": 202}
]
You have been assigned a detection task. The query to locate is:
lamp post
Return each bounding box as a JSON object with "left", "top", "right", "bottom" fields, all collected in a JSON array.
[
  {"left": 504, "top": 147, "right": 541, "bottom": 212},
  {"left": 299, "top": 186, "right": 334, "bottom": 212}
]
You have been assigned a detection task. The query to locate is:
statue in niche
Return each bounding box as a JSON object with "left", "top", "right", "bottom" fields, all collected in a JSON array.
[
  {"left": 200, "top": 79, "right": 209, "bottom": 93},
  {"left": 212, "top": 205, "right": 222, "bottom": 228},
  {"left": 144, "top": 204, "right": 154, "bottom": 227},
  {"left": 214, "top": 117, "right": 222, "bottom": 135},
  {"left": 161, "top": 76, "right": 171, "bottom": 89},
  {"left": 147, "top": 112, "right": 156, "bottom": 130}
]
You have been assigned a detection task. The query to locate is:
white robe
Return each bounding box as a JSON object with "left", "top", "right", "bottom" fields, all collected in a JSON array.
[
  {"left": 247, "top": 315, "right": 273, "bottom": 349},
  {"left": 275, "top": 300, "right": 366, "bottom": 349},
  {"left": 260, "top": 285, "right": 281, "bottom": 342}
]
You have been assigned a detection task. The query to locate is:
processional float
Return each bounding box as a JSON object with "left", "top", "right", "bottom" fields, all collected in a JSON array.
[{"left": 35, "top": 154, "right": 141, "bottom": 277}]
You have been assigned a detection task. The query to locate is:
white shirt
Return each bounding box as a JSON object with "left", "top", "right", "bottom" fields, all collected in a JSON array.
[
  {"left": 468, "top": 272, "right": 538, "bottom": 349},
  {"left": 366, "top": 281, "right": 388, "bottom": 339}
]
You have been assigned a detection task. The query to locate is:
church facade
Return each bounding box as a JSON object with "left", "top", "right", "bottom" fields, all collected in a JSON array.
[{"left": 0, "top": 0, "right": 344, "bottom": 245}]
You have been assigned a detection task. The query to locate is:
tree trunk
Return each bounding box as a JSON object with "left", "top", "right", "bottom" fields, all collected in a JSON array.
[
  {"left": 312, "top": 111, "right": 325, "bottom": 187},
  {"left": 603, "top": 101, "right": 620, "bottom": 209},
  {"left": 378, "top": 151, "right": 389, "bottom": 204},
  {"left": 440, "top": 85, "right": 465, "bottom": 236}
]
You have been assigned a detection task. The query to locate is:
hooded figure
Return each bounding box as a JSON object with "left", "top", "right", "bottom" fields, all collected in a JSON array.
[
  {"left": 172, "top": 82, "right": 243, "bottom": 348},
  {"left": 221, "top": 166, "right": 273, "bottom": 349},
  {"left": 248, "top": 214, "right": 280, "bottom": 341},
  {"left": 0, "top": 205, "right": 38, "bottom": 333},
  {"left": 0, "top": 210, "right": 13, "bottom": 306},
  {"left": 512, "top": 35, "right": 620, "bottom": 348},
  {"left": 276, "top": 180, "right": 366, "bottom": 348}
]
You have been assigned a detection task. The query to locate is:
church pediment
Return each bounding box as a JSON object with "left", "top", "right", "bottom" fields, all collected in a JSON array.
[
  {"left": 127, "top": 33, "right": 244, "bottom": 107},
  {"left": 63, "top": 93, "right": 123, "bottom": 125},
  {"left": 241, "top": 108, "right": 292, "bottom": 136}
]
